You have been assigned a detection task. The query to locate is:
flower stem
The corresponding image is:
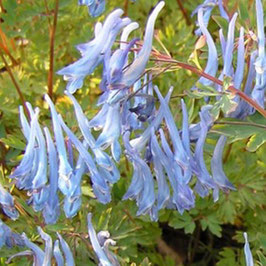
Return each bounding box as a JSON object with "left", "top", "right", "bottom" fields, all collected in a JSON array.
[
  {"left": 0, "top": 52, "right": 29, "bottom": 118},
  {"left": 150, "top": 57, "right": 266, "bottom": 117}
]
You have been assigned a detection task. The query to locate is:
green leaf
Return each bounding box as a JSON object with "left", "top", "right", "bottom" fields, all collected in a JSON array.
[
  {"left": 169, "top": 212, "right": 195, "bottom": 234},
  {"left": 1, "top": 135, "right": 25, "bottom": 150},
  {"left": 212, "top": 114, "right": 266, "bottom": 151},
  {"left": 212, "top": 15, "right": 229, "bottom": 35},
  {"left": 200, "top": 213, "right": 222, "bottom": 237},
  {"left": 217, "top": 248, "right": 237, "bottom": 266}
]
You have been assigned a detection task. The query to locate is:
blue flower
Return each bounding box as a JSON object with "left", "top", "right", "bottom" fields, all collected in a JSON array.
[
  {"left": 66, "top": 91, "right": 115, "bottom": 170},
  {"left": 0, "top": 219, "right": 24, "bottom": 248},
  {"left": 38, "top": 227, "right": 53, "bottom": 266},
  {"left": 57, "top": 114, "right": 111, "bottom": 202},
  {"left": 195, "top": 7, "right": 218, "bottom": 88},
  {"left": 95, "top": 103, "right": 122, "bottom": 162},
  {"left": 151, "top": 129, "right": 195, "bottom": 214},
  {"left": 42, "top": 127, "right": 60, "bottom": 224},
  {"left": 123, "top": 131, "right": 155, "bottom": 217},
  {"left": 194, "top": 112, "right": 216, "bottom": 197},
  {"left": 53, "top": 240, "right": 64, "bottom": 266},
  {"left": 154, "top": 86, "right": 190, "bottom": 174},
  {"left": 88, "top": 0, "right": 105, "bottom": 17},
  {"left": 87, "top": 213, "right": 119, "bottom": 265},
  {"left": 57, "top": 233, "right": 75, "bottom": 266},
  {"left": 251, "top": 0, "right": 266, "bottom": 109},
  {"left": 211, "top": 136, "right": 236, "bottom": 201},
  {"left": 192, "top": 0, "right": 229, "bottom": 35},
  {"left": 223, "top": 13, "right": 238, "bottom": 77},
  {"left": 57, "top": 9, "right": 130, "bottom": 93},
  {"left": 22, "top": 232, "right": 45, "bottom": 265},
  {"left": 112, "top": 1, "right": 165, "bottom": 89},
  {"left": 129, "top": 86, "right": 172, "bottom": 152},
  {"left": 0, "top": 184, "right": 19, "bottom": 220},
  {"left": 150, "top": 132, "right": 170, "bottom": 210},
  {"left": 79, "top": 0, "right": 105, "bottom": 17},
  {"left": 45, "top": 94, "right": 74, "bottom": 196},
  {"left": 243, "top": 232, "right": 254, "bottom": 266}
]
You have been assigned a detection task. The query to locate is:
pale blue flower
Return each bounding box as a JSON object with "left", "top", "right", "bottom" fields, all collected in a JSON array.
[
  {"left": 45, "top": 94, "right": 74, "bottom": 196},
  {"left": 223, "top": 13, "right": 238, "bottom": 77},
  {"left": 25, "top": 104, "right": 47, "bottom": 191},
  {"left": 11, "top": 108, "right": 38, "bottom": 179},
  {"left": 38, "top": 227, "right": 52, "bottom": 266},
  {"left": 63, "top": 153, "right": 86, "bottom": 218},
  {"left": 211, "top": 136, "right": 236, "bottom": 200},
  {"left": 151, "top": 129, "right": 195, "bottom": 214},
  {"left": 243, "top": 232, "right": 254, "bottom": 266},
  {"left": 57, "top": 233, "right": 75, "bottom": 266},
  {"left": 234, "top": 27, "right": 245, "bottom": 90},
  {"left": 78, "top": 0, "right": 105, "bottom": 17},
  {"left": 150, "top": 132, "right": 170, "bottom": 210},
  {"left": 66, "top": 91, "right": 115, "bottom": 170},
  {"left": 53, "top": 240, "right": 64, "bottom": 266},
  {"left": 196, "top": 7, "right": 218, "bottom": 88},
  {"left": 42, "top": 127, "right": 60, "bottom": 224},
  {"left": 57, "top": 114, "right": 110, "bottom": 200},
  {"left": 129, "top": 86, "right": 172, "bottom": 152},
  {"left": 112, "top": 1, "right": 165, "bottom": 89},
  {"left": 87, "top": 214, "right": 113, "bottom": 265},
  {"left": 123, "top": 131, "right": 155, "bottom": 216},
  {"left": 251, "top": 0, "right": 266, "bottom": 108},
  {"left": 96, "top": 103, "right": 122, "bottom": 162},
  {"left": 88, "top": 0, "right": 105, "bottom": 17},
  {"left": 22, "top": 232, "right": 45, "bottom": 265},
  {"left": 154, "top": 86, "right": 190, "bottom": 173},
  {"left": 0, "top": 219, "right": 24, "bottom": 248},
  {"left": 194, "top": 112, "right": 216, "bottom": 197},
  {"left": 57, "top": 9, "right": 130, "bottom": 93},
  {"left": 0, "top": 184, "right": 19, "bottom": 220}
]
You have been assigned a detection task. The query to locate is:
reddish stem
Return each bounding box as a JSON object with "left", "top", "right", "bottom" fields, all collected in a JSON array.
[
  {"left": 176, "top": 0, "right": 191, "bottom": 25},
  {"left": 0, "top": 52, "right": 29, "bottom": 118},
  {"left": 150, "top": 57, "right": 266, "bottom": 118}
]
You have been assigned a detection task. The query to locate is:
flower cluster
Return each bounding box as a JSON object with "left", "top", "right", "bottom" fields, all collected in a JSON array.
[
  {"left": 4, "top": 0, "right": 265, "bottom": 225},
  {"left": 1, "top": 213, "right": 117, "bottom": 265},
  {"left": 192, "top": 0, "right": 265, "bottom": 116}
]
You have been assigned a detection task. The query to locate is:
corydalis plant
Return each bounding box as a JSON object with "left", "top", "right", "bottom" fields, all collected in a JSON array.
[{"left": 6, "top": 0, "right": 240, "bottom": 224}]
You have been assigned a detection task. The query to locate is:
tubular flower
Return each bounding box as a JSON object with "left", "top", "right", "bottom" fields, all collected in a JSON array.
[
  {"left": 0, "top": 219, "right": 24, "bottom": 248},
  {"left": 111, "top": 1, "right": 165, "bottom": 90},
  {"left": 123, "top": 131, "right": 155, "bottom": 217},
  {"left": 192, "top": 0, "right": 228, "bottom": 35},
  {"left": 42, "top": 127, "right": 60, "bottom": 224},
  {"left": 57, "top": 9, "right": 130, "bottom": 93},
  {"left": 87, "top": 213, "right": 119, "bottom": 266},
  {"left": 211, "top": 135, "right": 236, "bottom": 201},
  {"left": 195, "top": 7, "right": 218, "bottom": 88},
  {"left": 6, "top": 228, "right": 75, "bottom": 265},
  {"left": 57, "top": 233, "right": 75, "bottom": 266},
  {"left": 45, "top": 94, "right": 74, "bottom": 196},
  {"left": 0, "top": 184, "right": 19, "bottom": 220},
  {"left": 194, "top": 111, "right": 216, "bottom": 198},
  {"left": 243, "top": 232, "right": 254, "bottom": 266},
  {"left": 251, "top": 0, "right": 266, "bottom": 108}
]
